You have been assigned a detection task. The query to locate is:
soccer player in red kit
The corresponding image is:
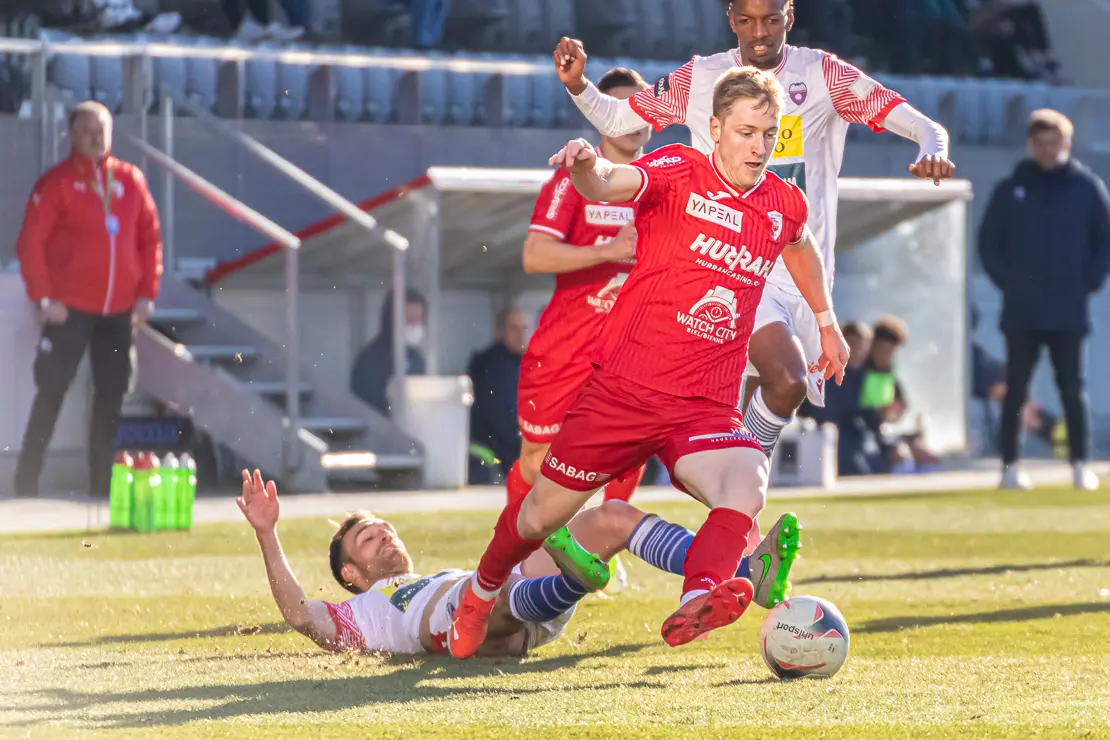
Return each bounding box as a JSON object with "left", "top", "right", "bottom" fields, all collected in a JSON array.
[
  {"left": 449, "top": 67, "right": 850, "bottom": 659},
  {"left": 512, "top": 67, "right": 651, "bottom": 513}
]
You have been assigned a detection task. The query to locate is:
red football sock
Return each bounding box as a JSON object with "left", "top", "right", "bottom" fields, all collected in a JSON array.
[
  {"left": 681, "top": 508, "right": 754, "bottom": 595},
  {"left": 505, "top": 460, "right": 533, "bottom": 507},
  {"left": 602, "top": 464, "right": 645, "bottom": 503},
  {"left": 473, "top": 494, "right": 546, "bottom": 595}
]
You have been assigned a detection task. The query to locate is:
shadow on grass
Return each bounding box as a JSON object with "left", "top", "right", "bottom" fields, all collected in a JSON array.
[
  {"left": 858, "top": 602, "right": 1110, "bottom": 634},
  {"left": 797, "top": 559, "right": 1110, "bottom": 586},
  {"left": 5, "top": 642, "right": 660, "bottom": 730},
  {"left": 45, "top": 622, "right": 290, "bottom": 648}
]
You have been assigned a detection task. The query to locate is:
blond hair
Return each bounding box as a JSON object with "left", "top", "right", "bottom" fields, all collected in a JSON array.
[
  {"left": 1027, "top": 108, "right": 1073, "bottom": 140},
  {"left": 712, "top": 67, "right": 786, "bottom": 121},
  {"left": 68, "top": 100, "right": 113, "bottom": 131}
]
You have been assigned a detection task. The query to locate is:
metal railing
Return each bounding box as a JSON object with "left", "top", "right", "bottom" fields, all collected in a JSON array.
[
  {"left": 162, "top": 90, "right": 413, "bottom": 425},
  {"left": 122, "top": 115, "right": 305, "bottom": 476}
]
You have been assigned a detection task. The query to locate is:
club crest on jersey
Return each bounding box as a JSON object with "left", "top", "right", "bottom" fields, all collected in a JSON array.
[
  {"left": 587, "top": 272, "right": 628, "bottom": 313},
  {"left": 788, "top": 81, "right": 808, "bottom": 106},
  {"left": 686, "top": 193, "right": 743, "bottom": 232},
  {"left": 585, "top": 204, "right": 634, "bottom": 226},
  {"left": 676, "top": 286, "right": 740, "bottom": 344},
  {"left": 768, "top": 211, "right": 783, "bottom": 241}
]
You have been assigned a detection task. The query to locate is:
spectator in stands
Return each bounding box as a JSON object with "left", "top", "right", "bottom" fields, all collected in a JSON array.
[
  {"left": 863, "top": 318, "right": 943, "bottom": 474},
  {"left": 350, "top": 289, "right": 427, "bottom": 416},
  {"left": 979, "top": 109, "right": 1110, "bottom": 491},
  {"left": 222, "top": 0, "right": 310, "bottom": 42},
  {"left": 13, "top": 101, "right": 163, "bottom": 498},
  {"left": 467, "top": 307, "right": 529, "bottom": 482},
  {"left": 962, "top": 0, "right": 1063, "bottom": 81}
]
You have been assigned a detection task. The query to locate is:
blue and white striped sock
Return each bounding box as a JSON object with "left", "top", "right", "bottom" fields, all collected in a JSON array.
[
  {"left": 508, "top": 574, "right": 590, "bottom": 623},
  {"left": 628, "top": 514, "right": 752, "bottom": 578},
  {"left": 743, "top": 386, "right": 793, "bottom": 459}
]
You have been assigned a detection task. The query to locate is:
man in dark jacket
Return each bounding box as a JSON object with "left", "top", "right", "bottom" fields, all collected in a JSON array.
[
  {"left": 979, "top": 108, "right": 1110, "bottom": 491},
  {"left": 350, "top": 289, "right": 427, "bottom": 415},
  {"left": 467, "top": 308, "right": 529, "bottom": 480}
]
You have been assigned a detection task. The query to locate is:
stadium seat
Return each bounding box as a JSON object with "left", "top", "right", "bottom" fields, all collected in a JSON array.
[
  {"left": 180, "top": 36, "right": 221, "bottom": 112},
  {"left": 442, "top": 0, "right": 510, "bottom": 49},
  {"left": 243, "top": 43, "right": 279, "bottom": 119},
  {"left": 500, "top": 0, "right": 547, "bottom": 55},
  {"left": 540, "top": 0, "right": 578, "bottom": 48},
  {"left": 331, "top": 46, "right": 366, "bottom": 122},
  {"left": 529, "top": 70, "right": 561, "bottom": 128},
  {"left": 572, "top": 0, "right": 638, "bottom": 57},
  {"left": 631, "top": 0, "right": 673, "bottom": 60},
  {"left": 661, "top": 0, "right": 701, "bottom": 62},
  {"left": 364, "top": 65, "right": 399, "bottom": 123},
  {"left": 691, "top": 0, "right": 735, "bottom": 55},
  {"left": 89, "top": 52, "right": 124, "bottom": 113},
  {"left": 276, "top": 44, "right": 312, "bottom": 120},
  {"left": 46, "top": 52, "right": 91, "bottom": 105}
]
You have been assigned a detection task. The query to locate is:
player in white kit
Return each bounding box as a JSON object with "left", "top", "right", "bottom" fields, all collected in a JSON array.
[
  {"left": 237, "top": 469, "right": 800, "bottom": 658},
  {"left": 554, "top": 0, "right": 956, "bottom": 459}
]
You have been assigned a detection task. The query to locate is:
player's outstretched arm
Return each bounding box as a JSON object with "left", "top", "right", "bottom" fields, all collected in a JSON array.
[
  {"left": 237, "top": 469, "right": 339, "bottom": 650},
  {"left": 879, "top": 103, "right": 955, "bottom": 185},
  {"left": 549, "top": 139, "right": 644, "bottom": 204},
  {"left": 523, "top": 224, "right": 636, "bottom": 274},
  {"left": 554, "top": 37, "right": 679, "bottom": 137},
  {"left": 781, "top": 227, "right": 849, "bottom": 385}
]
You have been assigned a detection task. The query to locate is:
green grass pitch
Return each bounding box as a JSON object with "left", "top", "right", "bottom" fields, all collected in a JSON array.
[{"left": 2, "top": 486, "right": 1109, "bottom": 739}]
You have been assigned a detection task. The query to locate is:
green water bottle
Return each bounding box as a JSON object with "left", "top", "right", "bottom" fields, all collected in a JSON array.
[
  {"left": 156, "top": 453, "right": 179, "bottom": 531},
  {"left": 132, "top": 452, "right": 156, "bottom": 533},
  {"left": 108, "top": 451, "right": 135, "bottom": 530},
  {"left": 178, "top": 453, "right": 197, "bottom": 530}
]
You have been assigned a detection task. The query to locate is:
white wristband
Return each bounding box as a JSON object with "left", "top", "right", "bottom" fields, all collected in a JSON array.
[{"left": 815, "top": 310, "right": 836, "bottom": 328}]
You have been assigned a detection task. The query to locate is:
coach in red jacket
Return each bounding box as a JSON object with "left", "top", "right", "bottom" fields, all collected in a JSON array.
[{"left": 13, "top": 100, "right": 163, "bottom": 497}]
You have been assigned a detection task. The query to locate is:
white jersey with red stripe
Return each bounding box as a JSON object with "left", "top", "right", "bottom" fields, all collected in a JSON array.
[
  {"left": 324, "top": 570, "right": 467, "bottom": 654},
  {"left": 627, "top": 45, "right": 905, "bottom": 295}
]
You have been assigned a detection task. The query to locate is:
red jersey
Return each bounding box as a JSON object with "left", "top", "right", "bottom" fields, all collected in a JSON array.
[
  {"left": 522, "top": 167, "right": 638, "bottom": 384},
  {"left": 593, "top": 144, "right": 809, "bottom": 406}
]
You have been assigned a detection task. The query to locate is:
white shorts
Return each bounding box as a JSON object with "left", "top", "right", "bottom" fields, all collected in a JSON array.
[
  {"left": 432, "top": 568, "right": 576, "bottom": 657},
  {"left": 743, "top": 281, "right": 826, "bottom": 408}
]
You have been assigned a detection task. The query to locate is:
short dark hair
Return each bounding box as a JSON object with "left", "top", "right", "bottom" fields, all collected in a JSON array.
[
  {"left": 841, "top": 320, "right": 873, "bottom": 342},
  {"left": 598, "top": 67, "right": 649, "bottom": 94},
  {"left": 329, "top": 511, "right": 371, "bottom": 595},
  {"left": 726, "top": 0, "right": 793, "bottom": 12},
  {"left": 1027, "top": 108, "right": 1074, "bottom": 140},
  {"left": 872, "top": 315, "right": 909, "bottom": 346}
]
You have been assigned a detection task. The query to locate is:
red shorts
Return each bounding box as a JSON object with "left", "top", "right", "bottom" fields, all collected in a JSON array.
[
  {"left": 517, "top": 358, "right": 594, "bottom": 445},
  {"left": 542, "top": 368, "right": 762, "bottom": 493}
]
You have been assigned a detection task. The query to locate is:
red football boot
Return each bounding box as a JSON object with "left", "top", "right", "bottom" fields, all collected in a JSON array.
[
  {"left": 660, "top": 577, "right": 754, "bottom": 647},
  {"left": 448, "top": 582, "right": 497, "bottom": 659}
]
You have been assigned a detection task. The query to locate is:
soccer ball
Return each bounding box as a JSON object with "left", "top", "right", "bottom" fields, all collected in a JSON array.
[{"left": 759, "top": 595, "right": 850, "bottom": 679}]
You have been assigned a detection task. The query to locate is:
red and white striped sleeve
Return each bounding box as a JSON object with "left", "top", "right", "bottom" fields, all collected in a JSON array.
[
  {"left": 324, "top": 601, "right": 366, "bottom": 652},
  {"left": 628, "top": 59, "right": 696, "bottom": 132},
  {"left": 821, "top": 54, "right": 906, "bottom": 133}
]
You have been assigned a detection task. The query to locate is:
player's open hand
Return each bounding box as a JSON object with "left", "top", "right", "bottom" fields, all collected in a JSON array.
[
  {"left": 549, "top": 138, "right": 598, "bottom": 173},
  {"left": 816, "top": 325, "right": 850, "bottom": 386},
  {"left": 908, "top": 154, "right": 955, "bottom": 185},
  {"left": 601, "top": 223, "right": 637, "bottom": 262},
  {"left": 236, "top": 468, "right": 280, "bottom": 534},
  {"left": 553, "top": 37, "right": 588, "bottom": 94}
]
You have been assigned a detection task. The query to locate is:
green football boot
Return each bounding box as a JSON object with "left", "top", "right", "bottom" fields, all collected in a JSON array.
[
  {"left": 543, "top": 525, "right": 611, "bottom": 591},
  {"left": 748, "top": 512, "right": 802, "bottom": 609}
]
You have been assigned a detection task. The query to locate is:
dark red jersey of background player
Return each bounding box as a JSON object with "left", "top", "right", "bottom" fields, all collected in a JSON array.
[
  {"left": 592, "top": 143, "right": 810, "bottom": 406},
  {"left": 522, "top": 165, "right": 639, "bottom": 386}
]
